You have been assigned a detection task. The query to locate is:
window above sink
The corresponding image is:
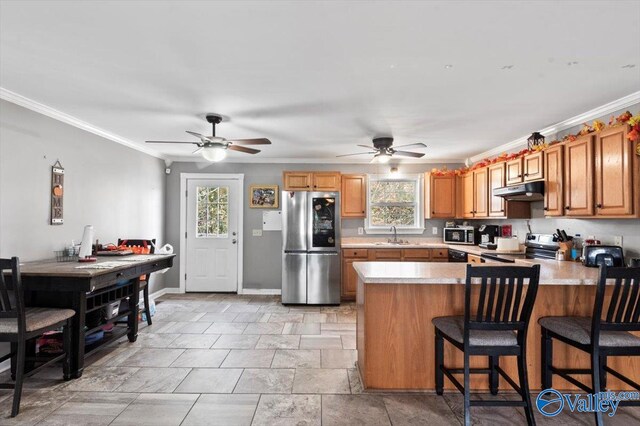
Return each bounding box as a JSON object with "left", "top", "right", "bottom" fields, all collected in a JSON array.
[{"left": 365, "top": 174, "right": 425, "bottom": 235}]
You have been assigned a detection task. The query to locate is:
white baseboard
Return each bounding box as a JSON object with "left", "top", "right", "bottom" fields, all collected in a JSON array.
[
  {"left": 150, "top": 287, "right": 182, "bottom": 299},
  {"left": 240, "top": 289, "right": 282, "bottom": 295}
]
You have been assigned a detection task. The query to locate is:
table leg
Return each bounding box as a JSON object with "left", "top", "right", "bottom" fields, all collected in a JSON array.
[
  {"left": 70, "top": 291, "right": 86, "bottom": 379},
  {"left": 128, "top": 278, "right": 140, "bottom": 343}
]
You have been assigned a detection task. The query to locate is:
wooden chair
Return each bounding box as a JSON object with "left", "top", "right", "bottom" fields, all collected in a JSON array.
[
  {"left": 539, "top": 265, "right": 640, "bottom": 426},
  {"left": 0, "top": 257, "right": 75, "bottom": 417},
  {"left": 117, "top": 239, "right": 155, "bottom": 326},
  {"left": 433, "top": 264, "right": 541, "bottom": 426}
]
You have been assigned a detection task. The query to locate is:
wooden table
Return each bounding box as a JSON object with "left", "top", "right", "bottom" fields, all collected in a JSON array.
[{"left": 17, "top": 254, "right": 175, "bottom": 378}]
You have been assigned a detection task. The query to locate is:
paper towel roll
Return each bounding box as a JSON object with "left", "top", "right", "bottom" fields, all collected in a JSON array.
[{"left": 78, "top": 225, "right": 94, "bottom": 258}]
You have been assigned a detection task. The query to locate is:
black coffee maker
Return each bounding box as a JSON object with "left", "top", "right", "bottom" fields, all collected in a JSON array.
[{"left": 478, "top": 225, "right": 501, "bottom": 249}]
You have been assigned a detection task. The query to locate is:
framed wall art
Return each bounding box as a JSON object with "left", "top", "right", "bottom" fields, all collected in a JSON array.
[{"left": 249, "top": 184, "right": 279, "bottom": 209}]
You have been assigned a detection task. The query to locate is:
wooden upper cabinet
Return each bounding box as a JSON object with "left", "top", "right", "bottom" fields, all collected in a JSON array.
[
  {"left": 506, "top": 158, "right": 523, "bottom": 185},
  {"left": 488, "top": 163, "right": 506, "bottom": 217},
  {"left": 595, "top": 126, "right": 634, "bottom": 216},
  {"left": 341, "top": 174, "right": 367, "bottom": 218},
  {"left": 523, "top": 151, "right": 544, "bottom": 182},
  {"left": 313, "top": 172, "right": 341, "bottom": 191},
  {"left": 426, "top": 174, "right": 456, "bottom": 219},
  {"left": 283, "top": 172, "right": 312, "bottom": 191},
  {"left": 543, "top": 144, "right": 564, "bottom": 216},
  {"left": 564, "top": 135, "right": 595, "bottom": 216},
  {"left": 473, "top": 167, "right": 489, "bottom": 218},
  {"left": 462, "top": 173, "right": 475, "bottom": 218}
]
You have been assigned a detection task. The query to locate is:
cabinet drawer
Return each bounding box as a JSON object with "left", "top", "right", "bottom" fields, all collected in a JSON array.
[
  {"left": 402, "top": 249, "right": 431, "bottom": 260},
  {"left": 431, "top": 248, "right": 448, "bottom": 259},
  {"left": 371, "top": 249, "right": 402, "bottom": 260},
  {"left": 342, "top": 249, "right": 368, "bottom": 259},
  {"left": 468, "top": 254, "right": 485, "bottom": 264}
]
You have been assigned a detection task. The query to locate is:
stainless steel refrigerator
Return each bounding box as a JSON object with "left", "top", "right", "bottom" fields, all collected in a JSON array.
[{"left": 282, "top": 191, "right": 341, "bottom": 305}]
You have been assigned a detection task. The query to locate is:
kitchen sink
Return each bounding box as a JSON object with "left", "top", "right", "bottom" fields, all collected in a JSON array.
[{"left": 374, "top": 241, "right": 412, "bottom": 246}]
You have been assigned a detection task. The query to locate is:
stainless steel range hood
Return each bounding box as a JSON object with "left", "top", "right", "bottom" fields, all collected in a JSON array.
[{"left": 493, "top": 181, "right": 544, "bottom": 201}]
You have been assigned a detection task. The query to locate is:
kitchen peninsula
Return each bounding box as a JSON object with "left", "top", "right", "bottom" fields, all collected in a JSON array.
[{"left": 354, "top": 260, "right": 640, "bottom": 392}]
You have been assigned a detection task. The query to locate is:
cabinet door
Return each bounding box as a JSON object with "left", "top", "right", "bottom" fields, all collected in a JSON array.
[
  {"left": 506, "top": 158, "right": 523, "bottom": 185},
  {"left": 341, "top": 174, "right": 366, "bottom": 217},
  {"left": 524, "top": 151, "right": 544, "bottom": 181},
  {"left": 468, "top": 254, "right": 485, "bottom": 264},
  {"left": 462, "top": 173, "right": 475, "bottom": 218},
  {"left": 429, "top": 175, "right": 456, "bottom": 218},
  {"left": 564, "top": 135, "right": 594, "bottom": 216},
  {"left": 283, "top": 172, "right": 312, "bottom": 191},
  {"left": 341, "top": 258, "right": 357, "bottom": 300},
  {"left": 473, "top": 168, "right": 489, "bottom": 218},
  {"left": 543, "top": 145, "right": 564, "bottom": 216},
  {"left": 313, "top": 172, "right": 341, "bottom": 191},
  {"left": 595, "top": 127, "right": 633, "bottom": 216},
  {"left": 488, "top": 163, "right": 506, "bottom": 217}
]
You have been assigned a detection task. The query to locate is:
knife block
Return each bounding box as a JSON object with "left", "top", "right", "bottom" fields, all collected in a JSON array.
[{"left": 558, "top": 241, "right": 574, "bottom": 260}]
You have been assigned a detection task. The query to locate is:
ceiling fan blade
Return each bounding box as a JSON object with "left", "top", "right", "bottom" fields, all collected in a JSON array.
[
  {"left": 227, "top": 138, "right": 271, "bottom": 145},
  {"left": 145, "top": 141, "right": 199, "bottom": 144},
  {"left": 192, "top": 147, "right": 203, "bottom": 155},
  {"left": 392, "top": 142, "right": 427, "bottom": 150},
  {"left": 336, "top": 152, "right": 377, "bottom": 158},
  {"left": 393, "top": 151, "right": 425, "bottom": 158},
  {"left": 228, "top": 145, "right": 261, "bottom": 154},
  {"left": 357, "top": 144, "right": 376, "bottom": 149},
  {"left": 186, "top": 131, "right": 211, "bottom": 141}
]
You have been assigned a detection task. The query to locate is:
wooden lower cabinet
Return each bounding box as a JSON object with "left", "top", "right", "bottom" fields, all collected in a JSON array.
[
  {"left": 467, "top": 254, "right": 485, "bottom": 264},
  {"left": 341, "top": 248, "right": 449, "bottom": 300}
]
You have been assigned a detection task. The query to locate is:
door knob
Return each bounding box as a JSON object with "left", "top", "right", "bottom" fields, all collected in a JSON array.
[{"left": 232, "top": 239, "right": 237, "bottom": 244}]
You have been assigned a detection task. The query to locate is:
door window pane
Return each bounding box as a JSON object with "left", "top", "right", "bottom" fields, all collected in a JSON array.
[{"left": 196, "top": 186, "right": 229, "bottom": 238}]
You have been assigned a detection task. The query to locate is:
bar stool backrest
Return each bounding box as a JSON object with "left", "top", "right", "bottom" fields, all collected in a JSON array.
[
  {"left": 592, "top": 266, "right": 640, "bottom": 342},
  {"left": 0, "top": 257, "right": 25, "bottom": 335},
  {"left": 464, "top": 264, "right": 541, "bottom": 342}
]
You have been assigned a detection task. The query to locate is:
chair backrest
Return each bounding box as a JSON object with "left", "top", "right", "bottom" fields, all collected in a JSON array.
[
  {"left": 0, "top": 257, "right": 25, "bottom": 334},
  {"left": 118, "top": 239, "right": 156, "bottom": 254},
  {"left": 592, "top": 266, "right": 640, "bottom": 340},
  {"left": 464, "top": 264, "right": 541, "bottom": 339}
]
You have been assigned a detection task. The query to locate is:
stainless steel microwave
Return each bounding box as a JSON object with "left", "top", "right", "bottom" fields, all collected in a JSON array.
[{"left": 443, "top": 227, "right": 477, "bottom": 245}]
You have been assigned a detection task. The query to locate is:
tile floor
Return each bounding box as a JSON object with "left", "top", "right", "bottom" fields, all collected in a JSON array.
[{"left": 0, "top": 293, "right": 639, "bottom": 425}]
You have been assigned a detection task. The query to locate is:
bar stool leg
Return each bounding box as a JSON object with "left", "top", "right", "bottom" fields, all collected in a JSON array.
[
  {"left": 63, "top": 320, "right": 72, "bottom": 380},
  {"left": 591, "top": 353, "right": 604, "bottom": 426},
  {"left": 489, "top": 356, "right": 499, "bottom": 395},
  {"left": 464, "top": 352, "right": 471, "bottom": 426},
  {"left": 517, "top": 354, "right": 535, "bottom": 426},
  {"left": 435, "top": 331, "right": 444, "bottom": 395},
  {"left": 541, "top": 328, "right": 553, "bottom": 389},
  {"left": 599, "top": 356, "right": 607, "bottom": 390},
  {"left": 11, "top": 340, "right": 25, "bottom": 417},
  {"left": 143, "top": 285, "right": 152, "bottom": 326}
]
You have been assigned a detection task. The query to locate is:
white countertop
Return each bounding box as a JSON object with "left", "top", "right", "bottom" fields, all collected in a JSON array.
[
  {"left": 353, "top": 259, "right": 600, "bottom": 286},
  {"left": 341, "top": 237, "right": 524, "bottom": 255}
]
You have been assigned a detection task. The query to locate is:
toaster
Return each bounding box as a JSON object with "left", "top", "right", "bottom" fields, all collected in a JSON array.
[{"left": 582, "top": 245, "right": 624, "bottom": 267}]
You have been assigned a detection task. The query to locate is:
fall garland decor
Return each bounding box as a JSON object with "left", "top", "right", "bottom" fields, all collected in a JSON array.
[{"left": 430, "top": 111, "right": 640, "bottom": 176}]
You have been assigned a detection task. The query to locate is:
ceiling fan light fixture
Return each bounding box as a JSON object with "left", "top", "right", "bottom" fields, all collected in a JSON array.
[
  {"left": 374, "top": 152, "right": 391, "bottom": 163},
  {"left": 201, "top": 145, "right": 227, "bottom": 162}
]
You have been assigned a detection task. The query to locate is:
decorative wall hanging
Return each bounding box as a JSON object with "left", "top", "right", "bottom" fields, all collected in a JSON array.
[
  {"left": 50, "top": 160, "right": 64, "bottom": 224},
  {"left": 249, "top": 185, "right": 279, "bottom": 208}
]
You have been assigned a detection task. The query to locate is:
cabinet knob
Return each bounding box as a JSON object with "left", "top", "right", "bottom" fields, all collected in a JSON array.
[
  {"left": 596, "top": 204, "right": 602, "bottom": 208},
  {"left": 543, "top": 207, "right": 548, "bottom": 211},
  {"left": 362, "top": 210, "right": 365, "bottom": 213},
  {"left": 432, "top": 211, "right": 435, "bottom": 214},
  {"left": 517, "top": 174, "right": 522, "bottom": 178},
  {"left": 524, "top": 173, "right": 529, "bottom": 177},
  {"left": 565, "top": 206, "right": 571, "bottom": 210},
  {"left": 501, "top": 209, "right": 505, "bottom": 212}
]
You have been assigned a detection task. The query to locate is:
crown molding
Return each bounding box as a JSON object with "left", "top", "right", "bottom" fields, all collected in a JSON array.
[
  {"left": 166, "top": 155, "right": 466, "bottom": 165},
  {"left": 469, "top": 91, "right": 640, "bottom": 163},
  {"left": 0, "top": 87, "right": 165, "bottom": 160}
]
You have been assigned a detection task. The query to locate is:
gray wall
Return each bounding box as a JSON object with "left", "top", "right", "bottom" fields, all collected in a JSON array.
[
  {"left": 164, "top": 162, "right": 461, "bottom": 290},
  {"left": 0, "top": 100, "right": 168, "bottom": 293}
]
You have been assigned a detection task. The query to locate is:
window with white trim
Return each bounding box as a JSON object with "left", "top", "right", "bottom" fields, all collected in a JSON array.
[{"left": 365, "top": 174, "right": 424, "bottom": 234}]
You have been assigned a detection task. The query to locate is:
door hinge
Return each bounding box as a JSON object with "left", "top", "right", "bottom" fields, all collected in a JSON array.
[
  {"left": 185, "top": 231, "right": 187, "bottom": 239},
  {"left": 184, "top": 273, "right": 187, "bottom": 281},
  {"left": 185, "top": 189, "right": 188, "bottom": 198}
]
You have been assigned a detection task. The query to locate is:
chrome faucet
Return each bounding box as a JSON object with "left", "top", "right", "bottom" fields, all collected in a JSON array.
[{"left": 389, "top": 226, "right": 398, "bottom": 243}]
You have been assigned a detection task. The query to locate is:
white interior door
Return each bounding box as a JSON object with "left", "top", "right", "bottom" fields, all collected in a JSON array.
[{"left": 185, "top": 178, "right": 239, "bottom": 292}]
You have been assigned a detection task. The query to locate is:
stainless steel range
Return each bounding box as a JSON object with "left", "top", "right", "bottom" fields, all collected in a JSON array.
[{"left": 481, "top": 233, "right": 559, "bottom": 263}]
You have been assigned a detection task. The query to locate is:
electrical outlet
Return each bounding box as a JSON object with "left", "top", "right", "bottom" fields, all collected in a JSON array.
[
  {"left": 252, "top": 229, "right": 263, "bottom": 237},
  {"left": 357, "top": 227, "right": 364, "bottom": 235},
  {"left": 614, "top": 236, "right": 623, "bottom": 246},
  {"left": 432, "top": 226, "right": 438, "bottom": 235}
]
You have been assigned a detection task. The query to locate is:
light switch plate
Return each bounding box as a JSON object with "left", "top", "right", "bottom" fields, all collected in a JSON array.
[
  {"left": 432, "top": 227, "right": 438, "bottom": 235},
  {"left": 357, "top": 227, "right": 364, "bottom": 235},
  {"left": 252, "top": 229, "right": 263, "bottom": 237},
  {"left": 614, "top": 236, "right": 623, "bottom": 246}
]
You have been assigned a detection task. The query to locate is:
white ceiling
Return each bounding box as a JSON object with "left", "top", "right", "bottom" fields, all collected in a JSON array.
[{"left": 1, "top": 1, "right": 639, "bottom": 163}]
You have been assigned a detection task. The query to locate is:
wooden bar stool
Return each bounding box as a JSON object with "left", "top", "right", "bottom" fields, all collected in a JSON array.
[
  {"left": 0, "top": 257, "right": 75, "bottom": 417},
  {"left": 118, "top": 238, "right": 155, "bottom": 326},
  {"left": 433, "top": 264, "right": 541, "bottom": 426},
  {"left": 539, "top": 265, "right": 640, "bottom": 426}
]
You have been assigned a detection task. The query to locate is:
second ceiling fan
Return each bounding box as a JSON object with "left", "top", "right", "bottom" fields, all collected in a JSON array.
[{"left": 337, "top": 137, "right": 427, "bottom": 163}]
